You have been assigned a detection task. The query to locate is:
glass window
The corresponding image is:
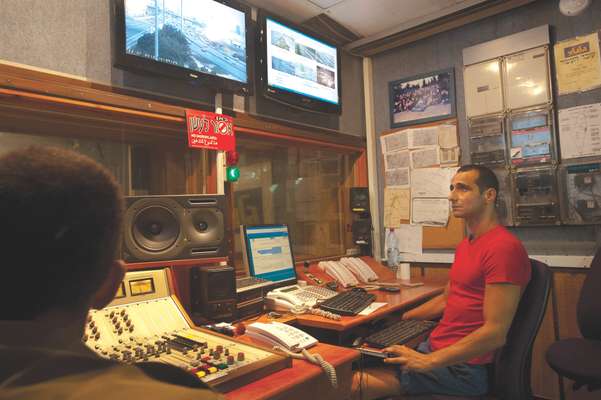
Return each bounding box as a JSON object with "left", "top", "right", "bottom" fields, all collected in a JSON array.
[{"left": 232, "top": 136, "right": 360, "bottom": 271}]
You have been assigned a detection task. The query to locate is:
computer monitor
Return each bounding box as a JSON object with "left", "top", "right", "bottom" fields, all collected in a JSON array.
[{"left": 241, "top": 224, "right": 297, "bottom": 287}]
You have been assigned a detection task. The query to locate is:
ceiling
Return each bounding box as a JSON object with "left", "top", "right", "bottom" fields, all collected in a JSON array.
[{"left": 245, "top": 0, "right": 489, "bottom": 48}]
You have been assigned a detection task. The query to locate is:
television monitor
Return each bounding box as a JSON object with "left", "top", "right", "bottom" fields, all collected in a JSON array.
[
  {"left": 258, "top": 12, "right": 342, "bottom": 114},
  {"left": 241, "top": 224, "right": 297, "bottom": 287},
  {"left": 114, "top": 0, "right": 251, "bottom": 94}
]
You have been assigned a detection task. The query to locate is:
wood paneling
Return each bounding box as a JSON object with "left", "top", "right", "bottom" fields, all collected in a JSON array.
[{"left": 531, "top": 291, "right": 561, "bottom": 400}]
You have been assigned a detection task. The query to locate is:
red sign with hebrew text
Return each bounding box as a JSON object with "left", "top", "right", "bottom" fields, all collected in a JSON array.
[{"left": 186, "top": 109, "right": 235, "bottom": 151}]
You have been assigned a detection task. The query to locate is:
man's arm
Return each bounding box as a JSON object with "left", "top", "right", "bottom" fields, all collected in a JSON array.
[
  {"left": 402, "top": 282, "right": 449, "bottom": 321},
  {"left": 384, "top": 282, "right": 522, "bottom": 371}
]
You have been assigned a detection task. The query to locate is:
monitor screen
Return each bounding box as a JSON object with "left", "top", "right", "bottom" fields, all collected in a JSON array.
[
  {"left": 242, "top": 224, "right": 296, "bottom": 285},
  {"left": 117, "top": 0, "right": 249, "bottom": 91},
  {"left": 265, "top": 16, "right": 340, "bottom": 108}
]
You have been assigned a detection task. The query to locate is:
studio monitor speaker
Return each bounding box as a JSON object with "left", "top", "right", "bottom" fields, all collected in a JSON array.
[
  {"left": 122, "top": 195, "right": 227, "bottom": 262},
  {"left": 350, "top": 187, "right": 369, "bottom": 213},
  {"left": 190, "top": 265, "right": 236, "bottom": 322},
  {"left": 352, "top": 219, "right": 371, "bottom": 245}
]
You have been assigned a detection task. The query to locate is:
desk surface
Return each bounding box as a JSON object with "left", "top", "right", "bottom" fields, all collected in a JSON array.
[{"left": 294, "top": 257, "right": 446, "bottom": 331}]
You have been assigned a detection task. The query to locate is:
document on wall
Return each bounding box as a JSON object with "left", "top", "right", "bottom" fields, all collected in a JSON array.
[
  {"left": 410, "top": 167, "right": 456, "bottom": 198},
  {"left": 554, "top": 32, "right": 601, "bottom": 95},
  {"left": 394, "top": 224, "right": 423, "bottom": 254},
  {"left": 438, "top": 124, "right": 458, "bottom": 148},
  {"left": 384, "top": 150, "right": 410, "bottom": 170},
  {"left": 558, "top": 103, "right": 601, "bottom": 159},
  {"left": 381, "top": 130, "right": 409, "bottom": 154},
  {"left": 411, "top": 198, "right": 450, "bottom": 227},
  {"left": 384, "top": 187, "right": 410, "bottom": 227},
  {"left": 385, "top": 168, "right": 410, "bottom": 188},
  {"left": 408, "top": 126, "right": 439, "bottom": 149},
  {"left": 440, "top": 147, "right": 460, "bottom": 166},
  {"left": 410, "top": 147, "right": 440, "bottom": 169}
]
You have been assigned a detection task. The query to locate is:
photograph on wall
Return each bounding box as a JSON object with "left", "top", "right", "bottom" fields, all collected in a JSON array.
[{"left": 389, "top": 68, "right": 455, "bottom": 128}]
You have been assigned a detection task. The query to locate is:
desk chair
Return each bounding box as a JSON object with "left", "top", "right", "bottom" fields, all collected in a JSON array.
[
  {"left": 546, "top": 249, "right": 601, "bottom": 392},
  {"left": 406, "top": 258, "right": 551, "bottom": 400}
]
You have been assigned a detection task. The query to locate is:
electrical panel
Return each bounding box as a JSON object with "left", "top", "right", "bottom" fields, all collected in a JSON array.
[
  {"left": 560, "top": 163, "right": 601, "bottom": 225},
  {"left": 508, "top": 107, "right": 557, "bottom": 166},
  {"left": 493, "top": 167, "right": 513, "bottom": 226},
  {"left": 468, "top": 115, "right": 507, "bottom": 166},
  {"left": 512, "top": 166, "right": 560, "bottom": 226}
]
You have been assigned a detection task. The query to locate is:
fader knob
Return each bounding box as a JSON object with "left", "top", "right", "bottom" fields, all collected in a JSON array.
[
  {"left": 237, "top": 352, "right": 245, "bottom": 361},
  {"left": 227, "top": 355, "right": 234, "bottom": 365},
  {"left": 216, "top": 345, "right": 223, "bottom": 353}
]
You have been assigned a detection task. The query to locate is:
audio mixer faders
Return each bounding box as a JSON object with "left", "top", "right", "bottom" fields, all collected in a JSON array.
[{"left": 84, "top": 269, "right": 289, "bottom": 392}]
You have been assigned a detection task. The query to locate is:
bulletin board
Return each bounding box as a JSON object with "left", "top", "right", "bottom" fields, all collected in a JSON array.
[{"left": 381, "top": 118, "right": 465, "bottom": 250}]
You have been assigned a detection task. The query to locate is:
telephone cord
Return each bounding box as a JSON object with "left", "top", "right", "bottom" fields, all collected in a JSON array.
[
  {"left": 288, "top": 304, "right": 341, "bottom": 320},
  {"left": 272, "top": 345, "right": 338, "bottom": 389}
]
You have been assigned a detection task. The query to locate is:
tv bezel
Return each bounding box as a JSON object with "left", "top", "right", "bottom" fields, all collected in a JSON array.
[
  {"left": 113, "top": 0, "right": 253, "bottom": 95},
  {"left": 257, "top": 10, "right": 342, "bottom": 114}
]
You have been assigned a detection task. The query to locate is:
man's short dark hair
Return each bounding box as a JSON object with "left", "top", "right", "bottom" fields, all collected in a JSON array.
[
  {"left": 456, "top": 164, "right": 499, "bottom": 198},
  {"left": 0, "top": 146, "right": 123, "bottom": 319}
]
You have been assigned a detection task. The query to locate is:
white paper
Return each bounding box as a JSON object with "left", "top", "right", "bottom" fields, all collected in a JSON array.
[
  {"left": 381, "top": 130, "right": 409, "bottom": 154},
  {"left": 384, "top": 187, "right": 410, "bottom": 227},
  {"left": 358, "top": 302, "right": 388, "bottom": 316},
  {"left": 411, "top": 198, "right": 450, "bottom": 227},
  {"left": 505, "top": 47, "right": 550, "bottom": 110},
  {"left": 393, "top": 225, "right": 423, "bottom": 254},
  {"left": 385, "top": 168, "right": 410, "bottom": 187},
  {"left": 410, "top": 167, "right": 456, "bottom": 198},
  {"left": 440, "top": 147, "right": 460, "bottom": 166},
  {"left": 464, "top": 59, "right": 504, "bottom": 117},
  {"left": 410, "top": 147, "right": 440, "bottom": 169},
  {"left": 385, "top": 150, "right": 410, "bottom": 170},
  {"left": 408, "top": 126, "right": 439, "bottom": 148},
  {"left": 438, "top": 124, "right": 458, "bottom": 148},
  {"left": 558, "top": 103, "right": 601, "bottom": 160}
]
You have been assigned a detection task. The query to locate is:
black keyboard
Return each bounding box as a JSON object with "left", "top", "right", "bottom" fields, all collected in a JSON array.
[
  {"left": 364, "top": 320, "right": 437, "bottom": 348},
  {"left": 317, "top": 288, "right": 376, "bottom": 316}
]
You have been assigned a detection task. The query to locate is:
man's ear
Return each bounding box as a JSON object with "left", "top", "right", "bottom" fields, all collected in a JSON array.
[
  {"left": 91, "top": 260, "right": 126, "bottom": 310},
  {"left": 484, "top": 188, "right": 497, "bottom": 205}
]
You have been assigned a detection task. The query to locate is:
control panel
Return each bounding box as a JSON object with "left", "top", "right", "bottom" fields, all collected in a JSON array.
[{"left": 83, "top": 268, "right": 289, "bottom": 392}]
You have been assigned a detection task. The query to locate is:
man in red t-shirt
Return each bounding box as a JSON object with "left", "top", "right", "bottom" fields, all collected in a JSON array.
[{"left": 352, "top": 165, "right": 531, "bottom": 399}]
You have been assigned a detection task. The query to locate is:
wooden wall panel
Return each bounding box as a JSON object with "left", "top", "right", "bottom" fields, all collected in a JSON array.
[{"left": 531, "top": 292, "right": 561, "bottom": 400}]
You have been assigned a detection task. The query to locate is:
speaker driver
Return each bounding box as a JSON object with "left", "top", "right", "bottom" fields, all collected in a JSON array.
[
  {"left": 187, "top": 208, "right": 224, "bottom": 246},
  {"left": 132, "top": 206, "right": 180, "bottom": 252}
]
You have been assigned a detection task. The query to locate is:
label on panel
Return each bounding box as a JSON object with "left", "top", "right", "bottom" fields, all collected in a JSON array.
[{"left": 468, "top": 115, "right": 506, "bottom": 166}]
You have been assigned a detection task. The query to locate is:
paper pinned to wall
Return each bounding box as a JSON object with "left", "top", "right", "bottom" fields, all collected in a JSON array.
[
  {"left": 440, "top": 147, "right": 460, "bottom": 166},
  {"left": 385, "top": 168, "right": 410, "bottom": 187},
  {"left": 395, "top": 225, "right": 423, "bottom": 254},
  {"left": 385, "top": 150, "right": 410, "bottom": 170},
  {"left": 381, "top": 130, "right": 409, "bottom": 154},
  {"left": 410, "top": 147, "right": 440, "bottom": 169},
  {"left": 438, "top": 124, "right": 458, "bottom": 148},
  {"left": 411, "top": 198, "right": 450, "bottom": 227},
  {"left": 384, "top": 187, "right": 410, "bottom": 227},
  {"left": 408, "top": 126, "right": 439, "bottom": 149},
  {"left": 410, "top": 167, "right": 456, "bottom": 198},
  {"left": 558, "top": 103, "right": 601, "bottom": 160}
]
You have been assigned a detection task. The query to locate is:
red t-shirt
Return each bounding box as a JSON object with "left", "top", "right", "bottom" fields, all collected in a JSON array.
[{"left": 428, "top": 225, "right": 531, "bottom": 365}]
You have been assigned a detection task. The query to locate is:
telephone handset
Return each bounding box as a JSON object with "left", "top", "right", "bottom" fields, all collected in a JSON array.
[
  {"left": 340, "top": 257, "right": 378, "bottom": 282},
  {"left": 318, "top": 261, "right": 359, "bottom": 288},
  {"left": 247, "top": 321, "right": 318, "bottom": 351}
]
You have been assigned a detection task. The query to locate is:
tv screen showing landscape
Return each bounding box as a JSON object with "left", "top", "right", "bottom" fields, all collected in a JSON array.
[
  {"left": 124, "top": 0, "right": 247, "bottom": 84},
  {"left": 266, "top": 17, "right": 339, "bottom": 105}
]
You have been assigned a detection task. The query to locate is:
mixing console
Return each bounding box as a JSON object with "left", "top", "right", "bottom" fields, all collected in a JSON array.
[{"left": 84, "top": 268, "right": 289, "bottom": 392}]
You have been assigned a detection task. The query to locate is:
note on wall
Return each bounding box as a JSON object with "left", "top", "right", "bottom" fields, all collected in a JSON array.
[
  {"left": 386, "top": 226, "right": 423, "bottom": 255},
  {"left": 381, "top": 130, "right": 409, "bottom": 153},
  {"left": 408, "top": 126, "right": 439, "bottom": 149},
  {"left": 411, "top": 198, "right": 450, "bottom": 227},
  {"left": 554, "top": 32, "right": 601, "bottom": 95},
  {"left": 384, "top": 187, "right": 410, "bottom": 227},
  {"left": 438, "top": 124, "right": 458, "bottom": 148},
  {"left": 410, "top": 167, "right": 456, "bottom": 198},
  {"left": 558, "top": 103, "right": 601, "bottom": 160},
  {"left": 384, "top": 150, "right": 410, "bottom": 170},
  {"left": 410, "top": 147, "right": 440, "bottom": 169},
  {"left": 385, "top": 168, "right": 410, "bottom": 188}
]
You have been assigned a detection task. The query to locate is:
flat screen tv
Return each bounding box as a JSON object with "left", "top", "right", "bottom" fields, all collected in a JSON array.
[
  {"left": 258, "top": 12, "right": 342, "bottom": 114},
  {"left": 114, "top": 0, "right": 251, "bottom": 94}
]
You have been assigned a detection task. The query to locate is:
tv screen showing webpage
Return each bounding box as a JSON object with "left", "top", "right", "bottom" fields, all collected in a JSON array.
[
  {"left": 124, "top": 0, "right": 248, "bottom": 84},
  {"left": 244, "top": 225, "right": 296, "bottom": 284},
  {"left": 266, "top": 17, "right": 339, "bottom": 105}
]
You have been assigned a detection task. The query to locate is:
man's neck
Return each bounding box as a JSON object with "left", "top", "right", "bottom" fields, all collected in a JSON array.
[{"left": 466, "top": 212, "right": 499, "bottom": 241}]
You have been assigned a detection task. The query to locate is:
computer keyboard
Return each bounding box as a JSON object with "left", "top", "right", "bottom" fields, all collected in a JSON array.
[
  {"left": 317, "top": 288, "right": 376, "bottom": 316},
  {"left": 364, "top": 320, "right": 437, "bottom": 348}
]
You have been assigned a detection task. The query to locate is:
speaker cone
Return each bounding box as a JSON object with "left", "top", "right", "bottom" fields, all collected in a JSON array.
[
  {"left": 188, "top": 208, "right": 223, "bottom": 245},
  {"left": 132, "top": 206, "right": 180, "bottom": 252}
]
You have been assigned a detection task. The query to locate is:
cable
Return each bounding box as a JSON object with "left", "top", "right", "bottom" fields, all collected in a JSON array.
[
  {"left": 272, "top": 345, "right": 338, "bottom": 389},
  {"left": 287, "top": 304, "right": 342, "bottom": 320}
]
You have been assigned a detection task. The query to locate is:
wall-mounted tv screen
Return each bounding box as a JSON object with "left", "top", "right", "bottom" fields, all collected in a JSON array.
[
  {"left": 115, "top": 0, "right": 251, "bottom": 94},
  {"left": 259, "top": 13, "right": 341, "bottom": 114}
]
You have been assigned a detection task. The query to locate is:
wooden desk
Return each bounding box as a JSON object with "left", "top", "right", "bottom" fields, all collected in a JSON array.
[
  {"left": 225, "top": 339, "right": 358, "bottom": 400},
  {"left": 295, "top": 257, "right": 446, "bottom": 332}
]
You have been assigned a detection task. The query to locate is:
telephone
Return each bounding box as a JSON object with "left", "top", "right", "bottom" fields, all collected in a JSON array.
[
  {"left": 318, "top": 260, "right": 359, "bottom": 288},
  {"left": 247, "top": 321, "right": 318, "bottom": 350},
  {"left": 340, "top": 257, "right": 378, "bottom": 282},
  {"left": 265, "top": 284, "right": 336, "bottom": 310}
]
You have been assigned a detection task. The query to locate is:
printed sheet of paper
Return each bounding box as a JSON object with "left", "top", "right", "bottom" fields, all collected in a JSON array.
[
  {"left": 385, "top": 168, "right": 410, "bottom": 188},
  {"left": 387, "top": 225, "right": 423, "bottom": 255},
  {"left": 438, "top": 124, "right": 458, "bottom": 148},
  {"left": 410, "top": 167, "right": 456, "bottom": 198},
  {"left": 505, "top": 47, "right": 551, "bottom": 109},
  {"left": 358, "top": 302, "right": 388, "bottom": 316},
  {"left": 408, "top": 126, "right": 439, "bottom": 149},
  {"left": 558, "top": 103, "right": 601, "bottom": 159},
  {"left": 384, "top": 150, "right": 410, "bottom": 170},
  {"left": 464, "top": 59, "right": 503, "bottom": 117},
  {"left": 381, "top": 130, "right": 409, "bottom": 154},
  {"left": 411, "top": 198, "right": 450, "bottom": 227},
  {"left": 440, "top": 147, "right": 460, "bottom": 166},
  {"left": 410, "top": 147, "right": 440, "bottom": 169},
  {"left": 554, "top": 32, "right": 601, "bottom": 95},
  {"left": 384, "top": 188, "right": 410, "bottom": 227}
]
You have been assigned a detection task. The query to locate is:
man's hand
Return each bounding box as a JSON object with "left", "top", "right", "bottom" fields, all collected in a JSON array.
[{"left": 382, "top": 345, "right": 437, "bottom": 372}]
